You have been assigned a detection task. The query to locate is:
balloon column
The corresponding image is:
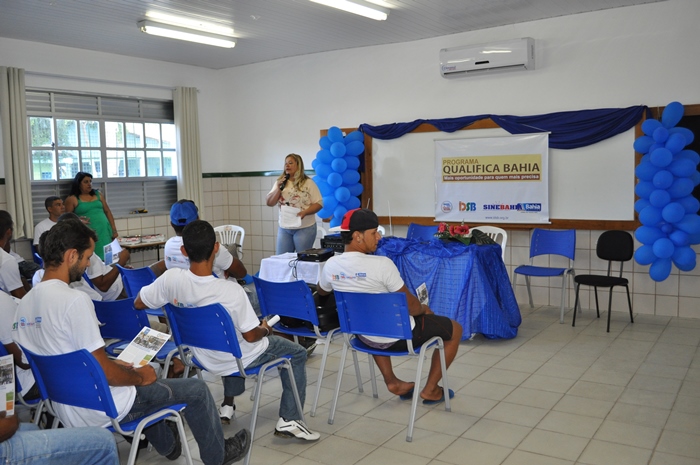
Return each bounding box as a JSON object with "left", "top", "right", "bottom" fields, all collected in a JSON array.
[
  {"left": 312, "top": 127, "right": 365, "bottom": 227},
  {"left": 634, "top": 101, "right": 700, "bottom": 281}
]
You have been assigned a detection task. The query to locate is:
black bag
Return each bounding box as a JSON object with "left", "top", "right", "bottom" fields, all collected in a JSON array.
[{"left": 278, "top": 290, "right": 339, "bottom": 332}]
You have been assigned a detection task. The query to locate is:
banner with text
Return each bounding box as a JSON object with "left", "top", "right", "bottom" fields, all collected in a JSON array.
[{"left": 435, "top": 133, "right": 549, "bottom": 223}]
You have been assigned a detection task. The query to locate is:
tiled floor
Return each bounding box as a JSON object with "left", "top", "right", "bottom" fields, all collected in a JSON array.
[{"left": 117, "top": 305, "right": 700, "bottom": 465}]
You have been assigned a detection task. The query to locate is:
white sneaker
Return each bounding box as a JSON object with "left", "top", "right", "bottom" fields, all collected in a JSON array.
[
  {"left": 219, "top": 404, "right": 235, "bottom": 425},
  {"left": 274, "top": 417, "right": 320, "bottom": 441}
]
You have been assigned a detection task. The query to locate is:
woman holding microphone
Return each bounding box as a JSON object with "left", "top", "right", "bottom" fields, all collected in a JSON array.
[{"left": 266, "top": 154, "right": 323, "bottom": 254}]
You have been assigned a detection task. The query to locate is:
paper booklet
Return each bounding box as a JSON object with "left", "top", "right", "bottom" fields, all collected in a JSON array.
[
  {"left": 416, "top": 282, "right": 429, "bottom": 306},
  {"left": 117, "top": 327, "right": 170, "bottom": 368},
  {"left": 0, "top": 354, "right": 15, "bottom": 416},
  {"left": 279, "top": 205, "right": 302, "bottom": 228},
  {"left": 103, "top": 239, "right": 123, "bottom": 266}
]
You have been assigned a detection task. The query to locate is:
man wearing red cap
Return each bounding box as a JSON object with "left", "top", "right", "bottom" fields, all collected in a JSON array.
[{"left": 318, "top": 209, "right": 462, "bottom": 404}]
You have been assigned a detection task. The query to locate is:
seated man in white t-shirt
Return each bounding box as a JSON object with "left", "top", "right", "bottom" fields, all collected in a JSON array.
[
  {"left": 0, "top": 211, "right": 28, "bottom": 299},
  {"left": 13, "top": 217, "right": 252, "bottom": 465},
  {"left": 318, "top": 209, "right": 463, "bottom": 404},
  {"left": 33, "top": 196, "right": 65, "bottom": 254},
  {"left": 135, "top": 220, "right": 319, "bottom": 441},
  {"left": 151, "top": 200, "right": 247, "bottom": 280},
  {"left": 0, "top": 292, "right": 36, "bottom": 402}
]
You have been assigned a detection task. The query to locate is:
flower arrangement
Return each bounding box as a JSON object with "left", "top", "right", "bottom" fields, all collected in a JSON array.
[{"left": 434, "top": 222, "right": 472, "bottom": 245}]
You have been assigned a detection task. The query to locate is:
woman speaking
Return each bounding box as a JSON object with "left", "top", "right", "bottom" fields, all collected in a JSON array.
[{"left": 266, "top": 154, "right": 323, "bottom": 254}]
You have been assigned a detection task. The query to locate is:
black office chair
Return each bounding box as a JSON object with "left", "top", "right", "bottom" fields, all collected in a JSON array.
[{"left": 572, "top": 230, "right": 634, "bottom": 332}]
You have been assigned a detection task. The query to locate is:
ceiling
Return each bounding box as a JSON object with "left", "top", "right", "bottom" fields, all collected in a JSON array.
[{"left": 0, "top": 0, "right": 664, "bottom": 70}]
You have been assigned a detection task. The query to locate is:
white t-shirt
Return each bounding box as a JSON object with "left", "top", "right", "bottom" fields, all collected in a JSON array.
[
  {"left": 33, "top": 218, "right": 56, "bottom": 246},
  {"left": 13, "top": 279, "right": 135, "bottom": 427},
  {"left": 268, "top": 178, "right": 323, "bottom": 230},
  {"left": 0, "top": 292, "right": 33, "bottom": 396},
  {"left": 32, "top": 269, "right": 103, "bottom": 302},
  {"left": 86, "top": 254, "right": 123, "bottom": 301},
  {"left": 164, "top": 236, "right": 234, "bottom": 279},
  {"left": 318, "top": 251, "right": 413, "bottom": 344},
  {"left": 138, "top": 268, "right": 267, "bottom": 375},
  {"left": 0, "top": 249, "right": 23, "bottom": 295}
]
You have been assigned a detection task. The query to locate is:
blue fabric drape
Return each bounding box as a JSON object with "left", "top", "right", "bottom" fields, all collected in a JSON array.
[{"left": 359, "top": 105, "right": 650, "bottom": 150}]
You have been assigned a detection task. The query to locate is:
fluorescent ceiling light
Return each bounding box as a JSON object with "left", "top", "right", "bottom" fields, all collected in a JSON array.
[
  {"left": 138, "top": 20, "right": 236, "bottom": 48},
  {"left": 310, "top": 0, "right": 389, "bottom": 21},
  {"left": 145, "top": 12, "right": 234, "bottom": 37}
]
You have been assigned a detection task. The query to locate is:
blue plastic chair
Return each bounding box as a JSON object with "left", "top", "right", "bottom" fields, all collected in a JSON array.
[
  {"left": 117, "top": 265, "right": 163, "bottom": 316},
  {"left": 512, "top": 228, "right": 576, "bottom": 323},
  {"left": 329, "top": 291, "right": 451, "bottom": 442},
  {"left": 21, "top": 347, "right": 193, "bottom": 465},
  {"left": 93, "top": 298, "right": 177, "bottom": 373},
  {"left": 254, "top": 276, "right": 362, "bottom": 417},
  {"left": 164, "top": 302, "right": 304, "bottom": 465},
  {"left": 0, "top": 344, "right": 39, "bottom": 408},
  {"left": 406, "top": 223, "right": 438, "bottom": 241}
]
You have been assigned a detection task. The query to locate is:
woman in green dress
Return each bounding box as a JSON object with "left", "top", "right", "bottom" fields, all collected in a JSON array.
[{"left": 64, "top": 172, "right": 118, "bottom": 260}]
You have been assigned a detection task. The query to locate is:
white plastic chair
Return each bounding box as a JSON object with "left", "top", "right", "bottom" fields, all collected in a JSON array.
[
  {"left": 314, "top": 223, "right": 328, "bottom": 249},
  {"left": 214, "top": 225, "right": 245, "bottom": 257},
  {"left": 471, "top": 226, "right": 508, "bottom": 261}
]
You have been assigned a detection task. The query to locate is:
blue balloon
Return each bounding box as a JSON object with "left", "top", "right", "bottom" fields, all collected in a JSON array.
[
  {"left": 677, "top": 149, "right": 700, "bottom": 165},
  {"left": 639, "top": 206, "right": 662, "bottom": 226},
  {"left": 635, "top": 225, "right": 665, "bottom": 245},
  {"left": 693, "top": 171, "right": 700, "bottom": 187},
  {"left": 662, "top": 202, "right": 685, "bottom": 223},
  {"left": 635, "top": 198, "right": 651, "bottom": 213},
  {"left": 348, "top": 183, "right": 364, "bottom": 197},
  {"left": 649, "top": 258, "right": 672, "bottom": 282},
  {"left": 665, "top": 133, "right": 687, "bottom": 154},
  {"left": 345, "top": 156, "right": 361, "bottom": 170},
  {"left": 635, "top": 161, "right": 659, "bottom": 181},
  {"left": 343, "top": 196, "right": 361, "bottom": 210},
  {"left": 653, "top": 126, "right": 669, "bottom": 143},
  {"left": 668, "top": 177, "right": 694, "bottom": 198},
  {"left": 672, "top": 245, "right": 696, "bottom": 268},
  {"left": 634, "top": 245, "right": 657, "bottom": 265},
  {"left": 334, "top": 187, "right": 351, "bottom": 203},
  {"left": 648, "top": 143, "right": 664, "bottom": 154},
  {"left": 345, "top": 140, "right": 365, "bottom": 157},
  {"left": 327, "top": 127, "right": 344, "bottom": 143},
  {"left": 323, "top": 195, "right": 339, "bottom": 212},
  {"left": 649, "top": 189, "right": 671, "bottom": 208},
  {"left": 678, "top": 195, "right": 700, "bottom": 214},
  {"left": 316, "top": 207, "right": 333, "bottom": 219},
  {"left": 333, "top": 205, "right": 348, "bottom": 220},
  {"left": 345, "top": 130, "right": 364, "bottom": 143},
  {"left": 634, "top": 181, "right": 655, "bottom": 199},
  {"left": 315, "top": 163, "right": 333, "bottom": 179},
  {"left": 319, "top": 136, "right": 332, "bottom": 150},
  {"left": 633, "top": 135, "right": 655, "bottom": 154},
  {"left": 661, "top": 101, "right": 684, "bottom": 129},
  {"left": 670, "top": 230, "right": 690, "bottom": 247},
  {"left": 316, "top": 149, "right": 333, "bottom": 164},
  {"left": 669, "top": 158, "right": 696, "bottom": 178},
  {"left": 642, "top": 119, "right": 663, "bottom": 136},
  {"left": 315, "top": 179, "right": 333, "bottom": 196},
  {"left": 341, "top": 170, "right": 361, "bottom": 185},
  {"left": 330, "top": 142, "right": 346, "bottom": 158},
  {"left": 650, "top": 147, "right": 673, "bottom": 167},
  {"left": 661, "top": 223, "right": 674, "bottom": 234},
  {"left": 331, "top": 157, "right": 347, "bottom": 173},
  {"left": 652, "top": 170, "right": 674, "bottom": 189},
  {"left": 676, "top": 259, "right": 696, "bottom": 272},
  {"left": 676, "top": 214, "right": 700, "bottom": 234},
  {"left": 327, "top": 172, "right": 342, "bottom": 187},
  {"left": 669, "top": 127, "right": 695, "bottom": 146},
  {"left": 311, "top": 158, "right": 320, "bottom": 170}
]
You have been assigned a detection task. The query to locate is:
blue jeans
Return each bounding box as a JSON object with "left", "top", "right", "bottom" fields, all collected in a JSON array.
[
  {"left": 126, "top": 378, "right": 224, "bottom": 465},
  {"left": 223, "top": 336, "right": 307, "bottom": 421},
  {"left": 0, "top": 423, "right": 118, "bottom": 465},
  {"left": 276, "top": 224, "right": 317, "bottom": 254}
]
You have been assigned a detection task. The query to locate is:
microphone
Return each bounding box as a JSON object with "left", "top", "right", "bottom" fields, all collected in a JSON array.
[{"left": 279, "top": 173, "right": 290, "bottom": 190}]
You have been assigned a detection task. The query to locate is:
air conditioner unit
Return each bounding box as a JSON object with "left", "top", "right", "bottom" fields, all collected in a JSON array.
[{"left": 440, "top": 37, "right": 535, "bottom": 78}]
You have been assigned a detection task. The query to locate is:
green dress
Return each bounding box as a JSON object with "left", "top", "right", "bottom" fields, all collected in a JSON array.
[{"left": 74, "top": 191, "right": 113, "bottom": 260}]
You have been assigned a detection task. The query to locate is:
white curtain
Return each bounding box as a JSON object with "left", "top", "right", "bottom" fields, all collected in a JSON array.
[
  {"left": 0, "top": 67, "right": 33, "bottom": 239},
  {"left": 173, "top": 87, "right": 204, "bottom": 217}
]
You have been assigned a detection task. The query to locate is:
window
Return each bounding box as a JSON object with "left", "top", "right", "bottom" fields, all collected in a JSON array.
[{"left": 27, "top": 90, "right": 178, "bottom": 220}]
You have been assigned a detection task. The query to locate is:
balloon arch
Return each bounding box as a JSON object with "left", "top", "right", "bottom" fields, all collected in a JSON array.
[
  {"left": 312, "top": 127, "right": 365, "bottom": 228},
  {"left": 634, "top": 102, "right": 700, "bottom": 281}
]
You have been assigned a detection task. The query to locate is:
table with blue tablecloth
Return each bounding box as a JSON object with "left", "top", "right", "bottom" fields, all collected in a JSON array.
[{"left": 375, "top": 237, "right": 521, "bottom": 340}]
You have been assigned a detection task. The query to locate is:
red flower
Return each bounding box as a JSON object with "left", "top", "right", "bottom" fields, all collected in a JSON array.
[{"left": 438, "top": 223, "right": 447, "bottom": 233}]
